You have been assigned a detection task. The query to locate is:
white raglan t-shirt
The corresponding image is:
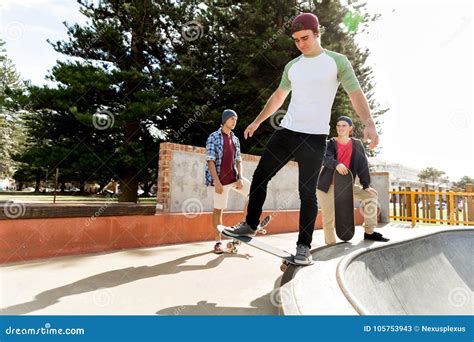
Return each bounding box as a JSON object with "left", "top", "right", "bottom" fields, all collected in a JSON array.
[{"left": 278, "top": 49, "right": 361, "bottom": 135}]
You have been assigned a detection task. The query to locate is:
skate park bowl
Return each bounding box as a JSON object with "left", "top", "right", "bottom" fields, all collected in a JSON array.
[{"left": 280, "top": 227, "right": 473, "bottom": 315}]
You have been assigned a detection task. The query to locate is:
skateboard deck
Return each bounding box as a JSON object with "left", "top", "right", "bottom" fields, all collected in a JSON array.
[
  {"left": 333, "top": 170, "right": 355, "bottom": 241},
  {"left": 217, "top": 225, "right": 297, "bottom": 268}
]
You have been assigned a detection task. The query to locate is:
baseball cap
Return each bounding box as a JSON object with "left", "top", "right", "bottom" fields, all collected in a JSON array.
[{"left": 291, "top": 13, "right": 320, "bottom": 33}]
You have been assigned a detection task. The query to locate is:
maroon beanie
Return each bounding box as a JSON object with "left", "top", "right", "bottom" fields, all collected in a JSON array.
[{"left": 291, "top": 13, "right": 319, "bottom": 33}]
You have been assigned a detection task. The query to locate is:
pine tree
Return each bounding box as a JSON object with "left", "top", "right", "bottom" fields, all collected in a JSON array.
[
  {"left": 162, "top": 0, "right": 385, "bottom": 156},
  {"left": 25, "top": 0, "right": 176, "bottom": 201},
  {"left": 0, "top": 39, "right": 25, "bottom": 179}
]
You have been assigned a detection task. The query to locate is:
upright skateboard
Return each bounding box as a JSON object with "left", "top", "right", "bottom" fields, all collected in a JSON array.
[{"left": 333, "top": 170, "right": 355, "bottom": 241}]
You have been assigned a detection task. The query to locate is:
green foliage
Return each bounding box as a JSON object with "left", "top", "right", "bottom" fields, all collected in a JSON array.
[
  {"left": 452, "top": 176, "right": 474, "bottom": 191},
  {"left": 418, "top": 167, "right": 448, "bottom": 186},
  {"left": 0, "top": 39, "right": 26, "bottom": 178},
  {"left": 15, "top": 0, "right": 386, "bottom": 200}
]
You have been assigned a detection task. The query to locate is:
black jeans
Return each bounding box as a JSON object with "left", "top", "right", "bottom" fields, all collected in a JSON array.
[{"left": 246, "top": 128, "right": 327, "bottom": 248}]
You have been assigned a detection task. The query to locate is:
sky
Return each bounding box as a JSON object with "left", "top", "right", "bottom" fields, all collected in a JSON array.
[{"left": 0, "top": 0, "right": 473, "bottom": 181}]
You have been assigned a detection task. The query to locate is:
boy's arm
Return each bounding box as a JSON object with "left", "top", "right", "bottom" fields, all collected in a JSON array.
[
  {"left": 348, "top": 89, "right": 379, "bottom": 149},
  {"left": 323, "top": 141, "right": 339, "bottom": 169},
  {"left": 244, "top": 88, "right": 290, "bottom": 139},
  {"left": 205, "top": 135, "right": 221, "bottom": 187},
  {"left": 236, "top": 160, "right": 242, "bottom": 180},
  {"left": 356, "top": 140, "right": 371, "bottom": 189},
  {"left": 207, "top": 160, "right": 221, "bottom": 186}
]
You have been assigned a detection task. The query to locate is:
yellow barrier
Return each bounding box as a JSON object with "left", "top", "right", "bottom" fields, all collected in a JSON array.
[{"left": 389, "top": 187, "right": 474, "bottom": 227}]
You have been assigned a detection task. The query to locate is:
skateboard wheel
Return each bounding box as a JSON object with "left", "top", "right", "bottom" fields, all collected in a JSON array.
[
  {"left": 260, "top": 229, "right": 267, "bottom": 235},
  {"left": 232, "top": 249, "right": 238, "bottom": 254},
  {"left": 280, "top": 263, "right": 287, "bottom": 272},
  {"left": 226, "top": 242, "right": 233, "bottom": 249}
]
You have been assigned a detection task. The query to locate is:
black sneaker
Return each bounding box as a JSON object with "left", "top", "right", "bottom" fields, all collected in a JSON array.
[{"left": 364, "top": 231, "right": 390, "bottom": 242}]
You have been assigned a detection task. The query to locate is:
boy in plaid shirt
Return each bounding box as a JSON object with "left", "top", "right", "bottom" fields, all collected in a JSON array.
[{"left": 205, "top": 109, "right": 250, "bottom": 253}]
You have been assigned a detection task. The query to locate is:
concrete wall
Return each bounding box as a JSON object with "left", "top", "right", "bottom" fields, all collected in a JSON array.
[
  {"left": 371, "top": 172, "right": 390, "bottom": 223},
  {"left": 158, "top": 143, "right": 390, "bottom": 221},
  {"left": 169, "top": 150, "right": 299, "bottom": 212}
]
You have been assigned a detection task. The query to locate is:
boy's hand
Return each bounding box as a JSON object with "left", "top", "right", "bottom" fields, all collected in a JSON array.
[
  {"left": 365, "top": 187, "right": 378, "bottom": 196},
  {"left": 214, "top": 182, "right": 223, "bottom": 194},
  {"left": 363, "top": 124, "right": 379, "bottom": 149},
  {"left": 336, "top": 164, "right": 348, "bottom": 175},
  {"left": 235, "top": 179, "right": 243, "bottom": 189},
  {"left": 244, "top": 122, "right": 260, "bottom": 139}
]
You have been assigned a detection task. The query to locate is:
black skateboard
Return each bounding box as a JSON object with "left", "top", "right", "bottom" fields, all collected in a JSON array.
[{"left": 333, "top": 170, "right": 355, "bottom": 241}]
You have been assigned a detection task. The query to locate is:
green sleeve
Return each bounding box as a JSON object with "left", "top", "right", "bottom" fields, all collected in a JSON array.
[
  {"left": 278, "top": 63, "right": 292, "bottom": 91},
  {"left": 338, "top": 56, "right": 361, "bottom": 93},
  {"left": 278, "top": 56, "right": 301, "bottom": 91},
  {"left": 326, "top": 51, "right": 361, "bottom": 93}
]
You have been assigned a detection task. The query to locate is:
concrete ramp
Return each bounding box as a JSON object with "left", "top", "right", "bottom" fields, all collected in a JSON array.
[{"left": 338, "top": 229, "right": 473, "bottom": 314}]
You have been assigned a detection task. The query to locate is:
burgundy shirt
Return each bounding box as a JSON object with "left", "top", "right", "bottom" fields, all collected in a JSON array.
[{"left": 219, "top": 132, "right": 237, "bottom": 185}]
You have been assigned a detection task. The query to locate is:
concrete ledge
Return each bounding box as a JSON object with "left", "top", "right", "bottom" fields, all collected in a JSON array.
[
  {"left": 0, "top": 207, "right": 375, "bottom": 264},
  {"left": 0, "top": 202, "right": 156, "bottom": 220},
  {"left": 0, "top": 210, "right": 300, "bottom": 264}
]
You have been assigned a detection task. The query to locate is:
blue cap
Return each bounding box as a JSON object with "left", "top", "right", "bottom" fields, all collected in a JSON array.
[
  {"left": 222, "top": 109, "right": 238, "bottom": 124},
  {"left": 337, "top": 116, "right": 353, "bottom": 126}
]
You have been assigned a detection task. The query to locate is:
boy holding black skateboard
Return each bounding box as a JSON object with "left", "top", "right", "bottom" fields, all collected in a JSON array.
[{"left": 317, "top": 116, "right": 390, "bottom": 245}]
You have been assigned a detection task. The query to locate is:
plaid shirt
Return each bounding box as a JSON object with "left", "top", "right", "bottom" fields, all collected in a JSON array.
[{"left": 205, "top": 128, "right": 242, "bottom": 186}]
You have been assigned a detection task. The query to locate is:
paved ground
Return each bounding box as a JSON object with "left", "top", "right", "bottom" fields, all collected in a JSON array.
[
  {"left": 2, "top": 224, "right": 471, "bottom": 316},
  {"left": 0, "top": 229, "right": 314, "bottom": 315}
]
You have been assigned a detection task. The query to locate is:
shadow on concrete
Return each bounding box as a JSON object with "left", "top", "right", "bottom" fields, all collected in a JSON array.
[
  {"left": 1, "top": 251, "right": 248, "bottom": 315},
  {"left": 156, "top": 277, "right": 282, "bottom": 315}
]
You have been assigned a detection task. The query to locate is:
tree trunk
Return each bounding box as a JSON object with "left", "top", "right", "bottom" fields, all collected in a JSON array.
[
  {"left": 143, "top": 180, "right": 151, "bottom": 197},
  {"left": 34, "top": 172, "right": 41, "bottom": 192},
  {"left": 79, "top": 179, "right": 85, "bottom": 194},
  {"left": 98, "top": 181, "right": 107, "bottom": 194},
  {"left": 118, "top": 169, "right": 138, "bottom": 203}
]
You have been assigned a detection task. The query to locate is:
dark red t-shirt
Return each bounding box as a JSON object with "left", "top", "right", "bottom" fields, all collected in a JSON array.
[
  {"left": 219, "top": 132, "right": 237, "bottom": 185},
  {"left": 337, "top": 139, "right": 353, "bottom": 168},
  {"left": 331, "top": 139, "right": 353, "bottom": 185}
]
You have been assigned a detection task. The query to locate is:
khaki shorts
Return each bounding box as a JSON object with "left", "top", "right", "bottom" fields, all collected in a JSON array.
[{"left": 212, "top": 177, "right": 251, "bottom": 210}]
